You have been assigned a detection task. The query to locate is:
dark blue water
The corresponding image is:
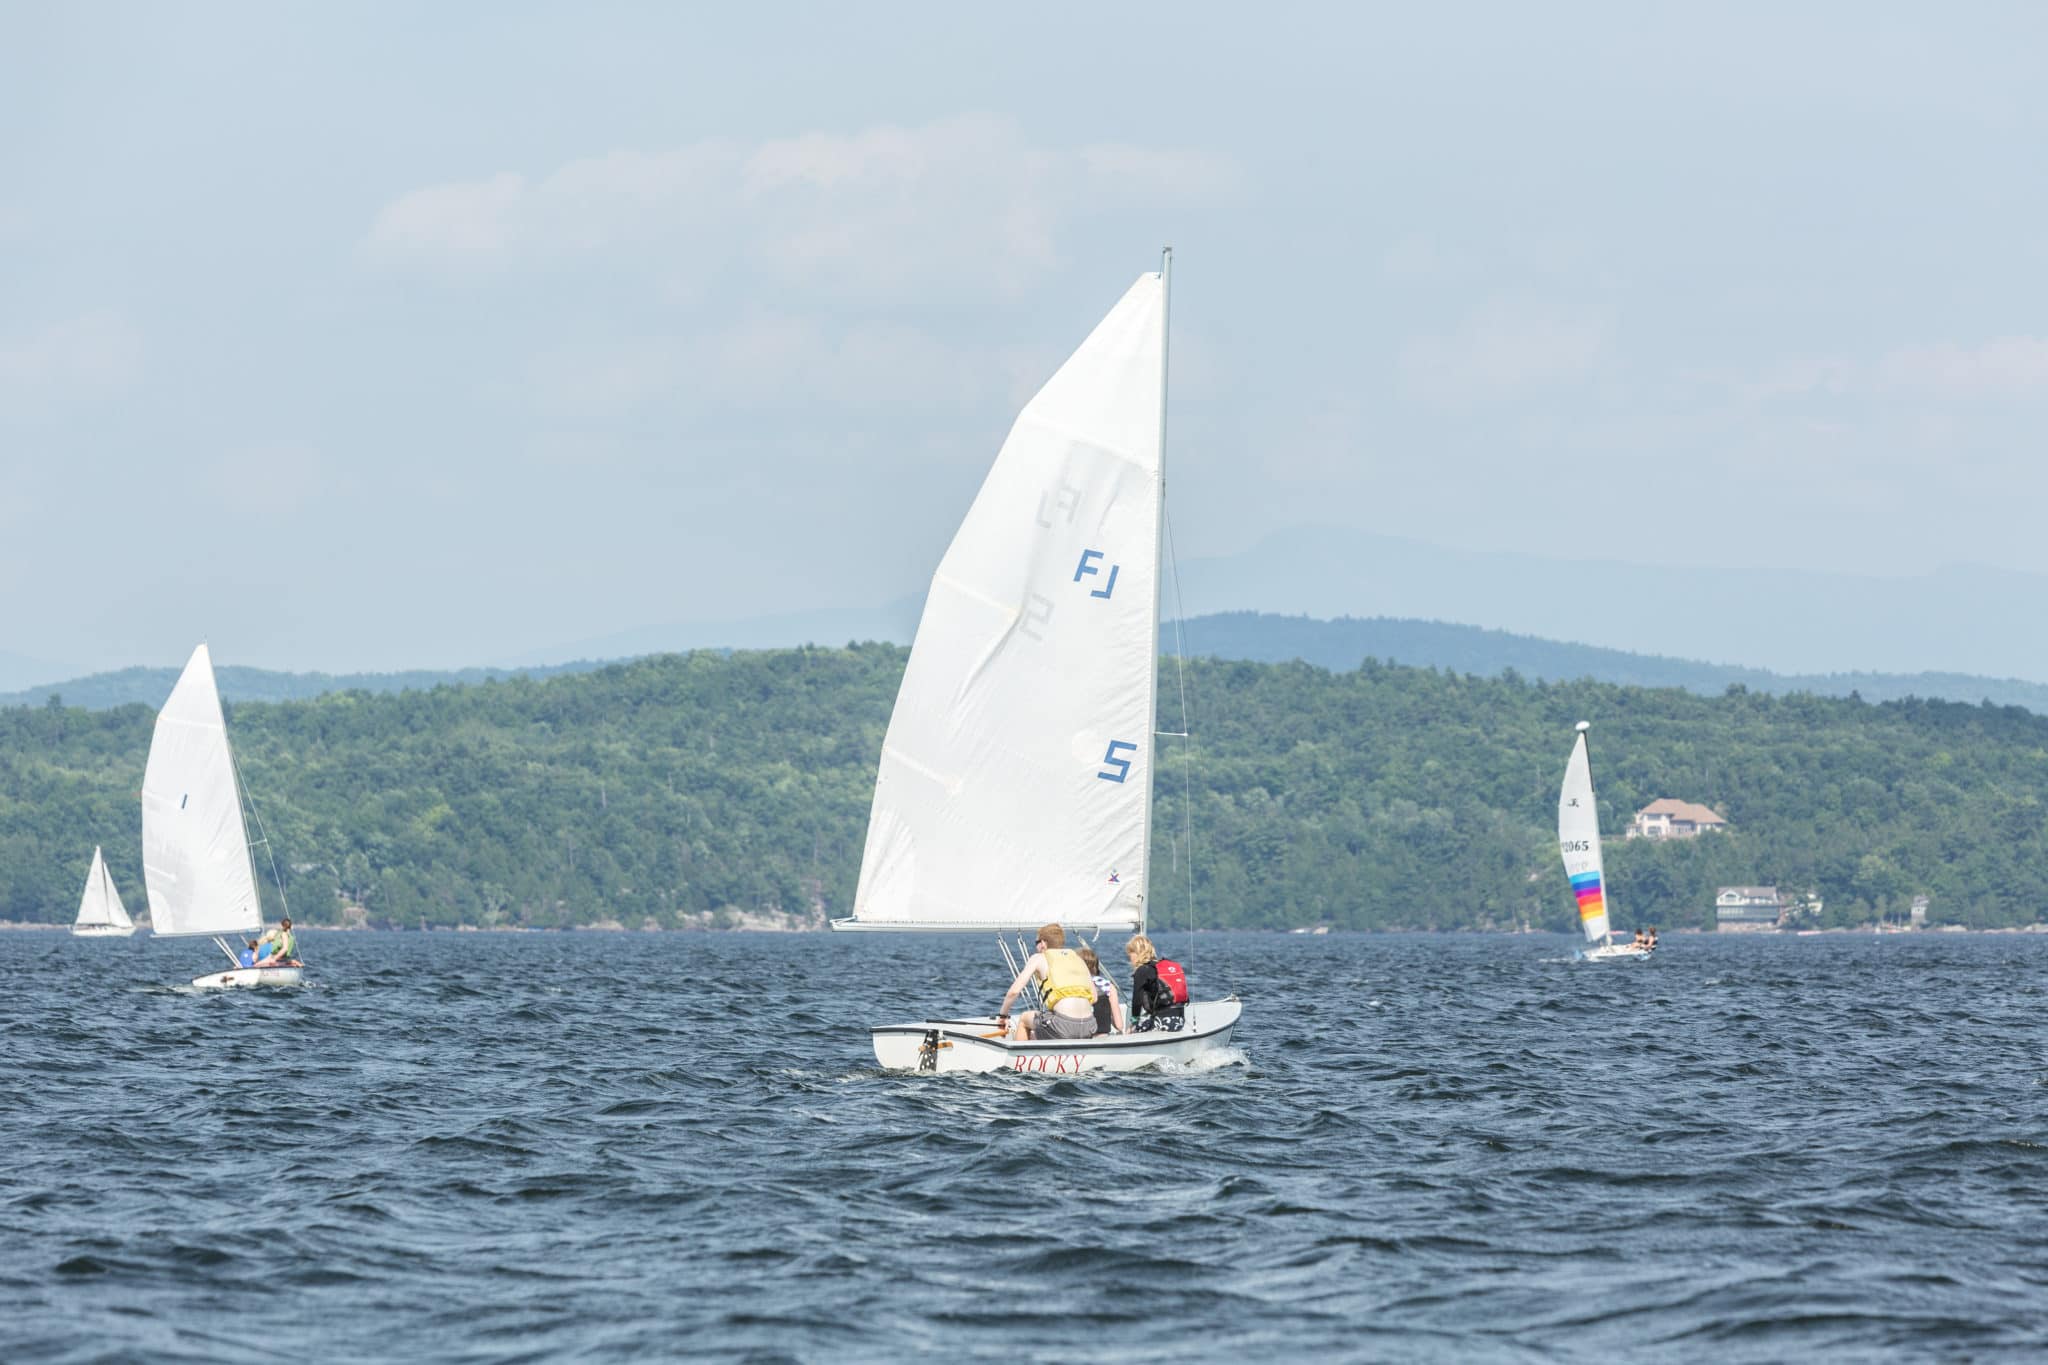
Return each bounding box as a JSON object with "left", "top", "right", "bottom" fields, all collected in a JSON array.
[{"left": 3, "top": 930, "right": 2045, "bottom": 1361}]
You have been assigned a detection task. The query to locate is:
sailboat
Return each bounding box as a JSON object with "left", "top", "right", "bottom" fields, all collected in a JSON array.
[
  {"left": 71, "top": 846, "right": 138, "bottom": 937},
  {"left": 832, "top": 253, "right": 1242, "bottom": 1073},
  {"left": 1559, "top": 721, "right": 1650, "bottom": 962},
  {"left": 141, "top": 644, "right": 303, "bottom": 989}
]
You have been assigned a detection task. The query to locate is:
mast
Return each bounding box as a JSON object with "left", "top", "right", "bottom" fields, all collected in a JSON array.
[{"left": 1140, "top": 247, "right": 1171, "bottom": 937}]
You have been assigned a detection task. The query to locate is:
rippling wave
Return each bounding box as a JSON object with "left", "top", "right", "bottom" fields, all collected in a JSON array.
[{"left": 4, "top": 930, "right": 2045, "bottom": 1360}]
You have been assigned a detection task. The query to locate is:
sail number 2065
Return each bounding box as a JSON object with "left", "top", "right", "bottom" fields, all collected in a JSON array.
[{"left": 1559, "top": 839, "right": 1593, "bottom": 853}]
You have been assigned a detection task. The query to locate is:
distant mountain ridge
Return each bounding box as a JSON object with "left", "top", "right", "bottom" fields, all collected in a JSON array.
[
  {"left": 1172, "top": 527, "right": 2048, "bottom": 683},
  {"left": 10, "top": 612, "right": 2048, "bottom": 715},
  {"left": 1180, "top": 613, "right": 2048, "bottom": 712},
  {"left": 0, "top": 661, "right": 606, "bottom": 711}
]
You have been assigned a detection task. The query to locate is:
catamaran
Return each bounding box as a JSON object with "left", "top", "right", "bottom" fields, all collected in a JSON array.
[
  {"left": 71, "top": 846, "right": 138, "bottom": 937},
  {"left": 1559, "top": 720, "right": 1650, "bottom": 962},
  {"left": 832, "top": 253, "right": 1242, "bottom": 1073},
  {"left": 141, "top": 644, "right": 303, "bottom": 989}
]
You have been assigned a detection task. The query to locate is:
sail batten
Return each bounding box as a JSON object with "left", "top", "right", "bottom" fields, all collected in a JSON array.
[
  {"left": 845, "top": 272, "right": 1165, "bottom": 932},
  {"left": 1557, "top": 725, "right": 1611, "bottom": 944},
  {"left": 141, "top": 645, "right": 263, "bottom": 939}
]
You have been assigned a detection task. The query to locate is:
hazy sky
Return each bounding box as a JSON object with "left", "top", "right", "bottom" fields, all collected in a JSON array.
[{"left": 5, "top": 3, "right": 2047, "bottom": 673}]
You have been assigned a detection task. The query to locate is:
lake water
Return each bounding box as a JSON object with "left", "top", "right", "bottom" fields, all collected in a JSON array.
[{"left": 3, "top": 929, "right": 2045, "bottom": 1361}]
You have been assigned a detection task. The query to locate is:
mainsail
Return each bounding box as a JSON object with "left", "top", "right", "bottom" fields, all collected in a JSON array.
[
  {"left": 1558, "top": 723, "right": 1611, "bottom": 944},
  {"left": 141, "top": 644, "right": 263, "bottom": 938},
  {"left": 840, "top": 271, "right": 1166, "bottom": 932},
  {"left": 73, "top": 846, "right": 134, "bottom": 930}
]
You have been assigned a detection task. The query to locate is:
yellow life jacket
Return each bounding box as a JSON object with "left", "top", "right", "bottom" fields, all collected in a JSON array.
[{"left": 1039, "top": 948, "right": 1095, "bottom": 1009}]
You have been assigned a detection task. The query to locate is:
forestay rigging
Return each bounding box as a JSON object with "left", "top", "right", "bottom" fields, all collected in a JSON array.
[
  {"left": 141, "top": 644, "right": 263, "bottom": 939},
  {"left": 1558, "top": 724, "right": 1611, "bottom": 945},
  {"left": 840, "top": 272, "right": 1166, "bottom": 932}
]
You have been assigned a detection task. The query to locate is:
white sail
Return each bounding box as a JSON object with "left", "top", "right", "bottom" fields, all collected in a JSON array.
[
  {"left": 1558, "top": 723, "right": 1611, "bottom": 944},
  {"left": 141, "top": 644, "right": 263, "bottom": 938},
  {"left": 73, "top": 846, "right": 134, "bottom": 929},
  {"left": 843, "top": 272, "right": 1165, "bottom": 931}
]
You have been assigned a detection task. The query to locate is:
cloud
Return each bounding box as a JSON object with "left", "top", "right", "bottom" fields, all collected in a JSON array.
[
  {"left": 1398, "top": 304, "right": 1609, "bottom": 404},
  {"left": 526, "top": 314, "right": 999, "bottom": 419},
  {"left": 1736, "top": 337, "right": 2048, "bottom": 405},
  {"left": 0, "top": 311, "right": 141, "bottom": 408},
  {"left": 1879, "top": 337, "right": 2048, "bottom": 398},
  {"left": 365, "top": 171, "right": 527, "bottom": 264},
  {"left": 362, "top": 114, "right": 1235, "bottom": 294}
]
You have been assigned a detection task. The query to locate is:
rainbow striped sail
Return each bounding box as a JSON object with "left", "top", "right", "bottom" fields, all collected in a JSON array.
[
  {"left": 1557, "top": 724, "right": 1612, "bottom": 944},
  {"left": 1569, "top": 870, "right": 1606, "bottom": 923}
]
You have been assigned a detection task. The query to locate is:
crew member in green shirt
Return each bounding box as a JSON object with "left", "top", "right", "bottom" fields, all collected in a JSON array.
[{"left": 254, "top": 917, "right": 300, "bottom": 967}]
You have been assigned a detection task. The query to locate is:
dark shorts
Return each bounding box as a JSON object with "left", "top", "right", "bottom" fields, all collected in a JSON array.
[
  {"left": 1134, "top": 1010, "right": 1186, "bottom": 1033},
  {"left": 1032, "top": 1011, "right": 1096, "bottom": 1041}
]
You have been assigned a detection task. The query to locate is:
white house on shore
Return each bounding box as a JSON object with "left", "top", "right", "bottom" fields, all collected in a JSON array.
[
  {"left": 1629, "top": 799, "right": 1729, "bottom": 840},
  {"left": 1716, "top": 886, "right": 1783, "bottom": 932}
]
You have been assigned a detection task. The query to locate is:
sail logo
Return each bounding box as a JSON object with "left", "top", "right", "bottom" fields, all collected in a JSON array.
[
  {"left": 1013, "top": 1053, "right": 1085, "bottom": 1074},
  {"left": 1073, "top": 549, "right": 1119, "bottom": 599}
]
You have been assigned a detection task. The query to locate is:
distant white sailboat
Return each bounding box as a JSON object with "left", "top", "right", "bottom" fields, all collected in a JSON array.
[
  {"left": 833, "top": 253, "right": 1241, "bottom": 1072},
  {"left": 1559, "top": 721, "right": 1650, "bottom": 963},
  {"left": 141, "top": 644, "right": 303, "bottom": 989},
  {"left": 71, "top": 846, "right": 137, "bottom": 937}
]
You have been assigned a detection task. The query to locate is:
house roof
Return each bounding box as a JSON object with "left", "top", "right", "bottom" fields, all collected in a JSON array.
[
  {"left": 1635, "top": 798, "right": 1727, "bottom": 825},
  {"left": 1718, "top": 886, "right": 1780, "bottom": 899}
]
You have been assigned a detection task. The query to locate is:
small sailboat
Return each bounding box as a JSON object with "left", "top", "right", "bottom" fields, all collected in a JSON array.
[
  {"left": 833, "top": 253, "right": 1241, "bottom": 1072},
  {"left": 141, "top": 644, "right": 303, "bottom": 989},
  {"left": 71, "top": 846, "right": 138, "bottom": 937},
  {"left": 1559, "top": 721, "right": 1650, "bottom": 963}
]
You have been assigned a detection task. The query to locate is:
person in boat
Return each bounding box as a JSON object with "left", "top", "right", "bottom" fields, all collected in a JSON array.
[
  {"left": 1076, "top": 945, "right": 1126, "bottom": 1036},
  {"left": 1646, "top": 927, "right": 1659, "bottom": 951},
  {"left": 1124, "top": 933, "right": 1185, "bottom": 1033},
  {"left": 236, "top": 939, "right": 259, "bottom": 969},
  {"left": 1629, "top": 928, "right": 1649, "bottom": 950},
  {"left": 998, "top": 924, "right": 1097, "bottom": 1043},
  {"left": 253, "top": 917, "right": 300, "bottom": 968}
]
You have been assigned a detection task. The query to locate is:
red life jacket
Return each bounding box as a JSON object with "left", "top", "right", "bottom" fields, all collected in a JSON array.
[{"left": 1155, "top": 958, "right": 1189, "bottom": 1005}]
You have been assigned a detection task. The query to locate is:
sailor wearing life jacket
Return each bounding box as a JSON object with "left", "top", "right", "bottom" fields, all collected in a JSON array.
[
  {"left": 254, "top": 917, "right": 300, "bottom": 967},
  {"left": 999, "top": 924, "right": 1098, "bottom": 1043}
]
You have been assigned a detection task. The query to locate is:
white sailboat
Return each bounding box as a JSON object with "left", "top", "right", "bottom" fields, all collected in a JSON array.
[
  {"left": 71, "top": 846, "right": 138, "bottom": 937},
  {"left": 833, "top": 253, "right": 1241, "bottom": 1073},
  {"left": 141, "top": 644, "right": 303, "bottom": 989},
  {"left": 1559, "top": 721, "right": 1649, "bottom": 962}
]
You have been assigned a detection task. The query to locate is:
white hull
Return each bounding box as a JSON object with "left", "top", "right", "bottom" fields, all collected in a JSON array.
[
  {"left": 1578, "top": 943, "right": 1652, "bottom": 962},
  {"left": 873, "top": 998, "right": 1241, "bottom": 1074},
  {"left": 191, "top": 966, "right": 304, "bottom": 990},
  {"left": 71, "top": 924, "right": 139, "bottom": 938}
]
